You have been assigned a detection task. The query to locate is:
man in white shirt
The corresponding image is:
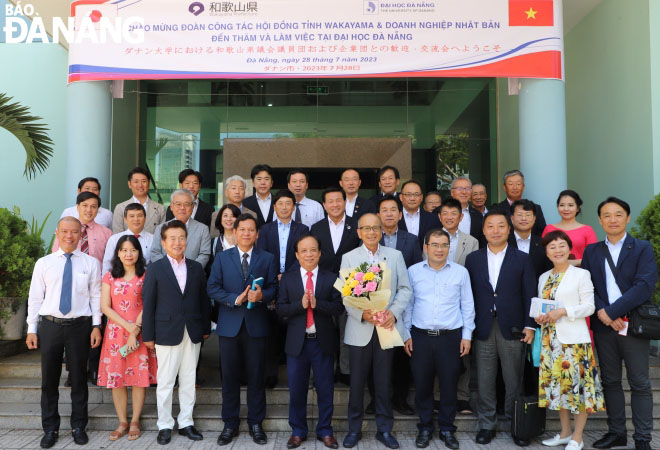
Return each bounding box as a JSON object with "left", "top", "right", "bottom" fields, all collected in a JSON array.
[
  {"left": 450, "top": 176, "right": 484, "bottom": 246},
  {"left": 398, "top": 180, "right": 441, "bottom": 249},
  {"left": 211, "top": 175, "right": 259, "bottom": 238},
  {"left": 287, "top": 169, "right": 324, "bottom": 228},
  {"left": 102, "top": 203, "right": 153, "bottom": 274},
  {"left": 26, "top": 217, "right": 102, "bottom": 449},
  {"left": 60, "top": 177, "right": 113, "bottom": 229},
  {"left": 339, "top": 168, "right": 376, "bottom": 221},
  {"left": 509, "top": 199, "right": 552, "bottom": 278},
  {"left": 243, "top": 164, "right": 275, "bottom": 227},
  {"left": 112, "top": 167, "right": 166, "bottom": 234}
]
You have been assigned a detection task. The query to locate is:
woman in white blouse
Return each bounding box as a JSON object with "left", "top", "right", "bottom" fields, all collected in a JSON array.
[
  {"left": 536, "top": 230, "right": 605, "bottom": 450},
  {"left": 212, "top": 204, "right": 241, "bottom": 255}
]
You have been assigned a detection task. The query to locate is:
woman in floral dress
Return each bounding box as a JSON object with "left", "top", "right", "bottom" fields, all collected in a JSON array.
[
  {"left": 97, "top": 235, "right": 157, "bottom": 441},
  {"left": 536, "top": 230, "right": 604, "bottom": 450}
]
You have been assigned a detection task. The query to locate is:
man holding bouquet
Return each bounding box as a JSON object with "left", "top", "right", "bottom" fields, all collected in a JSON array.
[{"left": 339, "top": 213, "right": 412, "bottom": 449}]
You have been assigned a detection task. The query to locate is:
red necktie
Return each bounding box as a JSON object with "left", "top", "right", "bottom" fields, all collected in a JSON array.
[
  {"left": 306, "top": 271, "right": 315, "bottom": 329},
  {"left": 134, "top": 234, "right": 140, "bottom": 239},
  {"left": 80, "top": 224, "right": 89, "bottom": 254}
]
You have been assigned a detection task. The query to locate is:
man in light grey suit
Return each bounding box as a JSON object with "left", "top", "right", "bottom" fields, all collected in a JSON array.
[
  {"left": 112, "top": 167, "right": 167, "bottom": 234},
  {"left": 340, "top": 213, "right": 411, "bottom": 450},
  {"left": 439, "top": 198, "right": 479, "bottom": 415},
  {"left": 151, "top": 190, "right": 212, "bottom": 269},
  {"left": 440, "top": 199, "right": 479, "bottom": 267}
]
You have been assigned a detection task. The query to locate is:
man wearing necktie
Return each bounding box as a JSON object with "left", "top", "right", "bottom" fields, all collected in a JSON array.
[
  {"left": 26, "top": 217, "right": 102, "bottom": 449},
  {"left": 276, "top": 235, "right": 344, "bottom": 449},
  {"left": 208, "top": 214, "right": 279, "bottom": 446}
]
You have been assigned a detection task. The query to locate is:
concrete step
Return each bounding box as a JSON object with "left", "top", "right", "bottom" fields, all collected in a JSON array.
[{"left": 0, "top": 402, "right": 658, "bottom": 432}]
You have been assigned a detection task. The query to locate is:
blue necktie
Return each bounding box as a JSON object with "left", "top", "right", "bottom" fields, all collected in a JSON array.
[{"left": 59, "top": 253, "right": 73, "bottom": 315}]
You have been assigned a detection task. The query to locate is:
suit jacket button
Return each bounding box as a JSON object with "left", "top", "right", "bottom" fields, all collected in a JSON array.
[{"left": 493, "top": 293, "right": 497, "bottom": 297}]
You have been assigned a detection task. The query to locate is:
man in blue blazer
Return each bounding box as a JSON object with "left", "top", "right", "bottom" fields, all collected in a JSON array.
[
  {"left": 464, "top": 208, "right": 536, "bottom": 446},
  {"left": 207, "top": 214, "right": 279, "bottom": 446},
  {"left": 376, "top": 194, "right": 422, "bottom": 416},
  {"left": 582, "top": 197, "right": 658, "bottom": 450},
  {"left": 397, "top": 180, "right": 442, "bottom": 249},
  {"left": 142, "top": 220, "right": 212, "bottom": 445},
  {"left": 276, "top": 235, "right": 344, "bottom": 449},
  {"left": 256, "top": 189, "right": 310, "bottom": 387}
]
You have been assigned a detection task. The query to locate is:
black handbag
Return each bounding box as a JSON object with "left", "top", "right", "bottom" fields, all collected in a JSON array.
[
  {"left": 603, "top": 243, "right": 660, "bottom": 339},
  {"left": 511, "top": 342, "right": 546, "bottom": 441}
]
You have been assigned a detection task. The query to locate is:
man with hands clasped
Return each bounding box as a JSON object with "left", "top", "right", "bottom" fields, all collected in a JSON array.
[{"left": 403, "top": 229, "right": 475, "bottom": 449}]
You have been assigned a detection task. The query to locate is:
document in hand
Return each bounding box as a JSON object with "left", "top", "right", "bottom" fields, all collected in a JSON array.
[{"left": 529, "top": 297, "right": 556, "bottom": 318}]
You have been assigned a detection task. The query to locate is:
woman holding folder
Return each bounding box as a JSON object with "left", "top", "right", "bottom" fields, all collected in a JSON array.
[{"left": 535, "top": 230, "right": 604, "bottom": 450}]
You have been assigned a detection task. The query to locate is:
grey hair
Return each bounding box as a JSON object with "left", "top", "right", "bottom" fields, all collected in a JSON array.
[
  {"left": 472, "top": 183, "right": 487, "bottom": 190},
  {"left": 170, "top": 189, "right": 195, "bottom": 202},
  {"left": 57, "top": 216, "right": 82, "bottom": 229},
  {"left": 225, "top": 175, "right": 247, "bottom": 190},
  {"left": 358, "top": 213, "right": 382, "bottom": 227},
  {"left": 451, "top": 176, "right": 472, "bottom": 189},
  {"left": 503, "top": 169, "right": 524, "bottom": 184}
]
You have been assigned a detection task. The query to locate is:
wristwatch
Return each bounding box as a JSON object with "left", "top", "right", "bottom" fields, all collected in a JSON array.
[{"left": 92, "top": 325, "right": 101, "bottom": 329}]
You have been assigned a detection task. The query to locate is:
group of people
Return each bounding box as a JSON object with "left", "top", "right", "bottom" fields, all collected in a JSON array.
[{"left": 25, "top": 165, "right": 657, "bottom": 450}]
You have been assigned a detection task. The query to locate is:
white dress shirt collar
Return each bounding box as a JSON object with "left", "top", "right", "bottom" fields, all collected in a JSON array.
[{"left": 132, "top": 196, "right": 149, "bottom": 208}]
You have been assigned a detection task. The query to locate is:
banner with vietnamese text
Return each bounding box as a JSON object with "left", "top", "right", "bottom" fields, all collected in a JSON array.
[{"left": 67, "top": 0, "right": 563, "bottom": 82}]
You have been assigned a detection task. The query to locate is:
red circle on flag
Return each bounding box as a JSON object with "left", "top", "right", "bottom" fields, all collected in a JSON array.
[{"left": 90, "top": 10, "right": 103, "bottom": 22}]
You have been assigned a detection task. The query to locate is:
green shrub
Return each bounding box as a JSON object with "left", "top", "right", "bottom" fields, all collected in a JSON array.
[
  {"left": 0, "top": 208, "right": 44, "bottom": 299},
  {"left": 631, "top": 193, "right": 660, "bottom": 303}
]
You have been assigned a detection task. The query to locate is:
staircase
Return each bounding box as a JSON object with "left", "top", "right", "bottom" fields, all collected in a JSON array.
[{"left": 0, "top": 335, "right": 658, "bottom": 432}]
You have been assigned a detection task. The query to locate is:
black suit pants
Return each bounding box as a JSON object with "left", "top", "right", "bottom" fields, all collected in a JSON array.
[
  {"left": 348, "top": 328, "right": 394, "bottom": 433},
  {"left": 219, "top": 322, "right": 266, "bottom": 427},
  {"left": 39, "top": 317, "right": 92, "bottom": 432}
]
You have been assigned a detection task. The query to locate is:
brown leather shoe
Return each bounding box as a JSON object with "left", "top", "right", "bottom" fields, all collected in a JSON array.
[
  {"left": 286, "top": 435, "right": 305, "bottom": 449},
  {"left": 317, "top": 435, "right": 339, "bottom": 449}
]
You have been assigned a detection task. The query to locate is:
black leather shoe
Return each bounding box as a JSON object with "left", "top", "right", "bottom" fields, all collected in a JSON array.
[
  {"left": 392, "top": 400, "right": 415, "bottom": 415},
  {"left": 337, "top": 373, "right": 351, "bottom": 386},
  {"left": 178, "top": 425, "right": 203, "bottom": 441},
  {"left": 217, "top": 426, "right": 238, "bottom": 446},
  {"left": 71, "top": 428, "right": 88, "bottom": 445},
  {"left": 40, "top": 431, "right": 58, "bottom": 448},
  {"left": 415, "top": 430, "right": 432, "bottom": 448},
  {"left": 365, "top": 401, "right": 375, "bottom": 415},
  {"left": 376, "top": 432, "right": 400, "bottom": 449},
  {"left": 475, "top": 429, "right": 495, "bottom": 445},
  {"left": 513, "top": 436, "right": 529, "bottom": 447},
  {"left": 249, "top": 424, "right": 267, "bottom": 445},
  {"left": 593, "top": 432, "right": 627, "bottom": 449},
  {"left": 342, "top": 431, "right": 362, "bottom": 448},
  {"left": 635, "top": 440, "right": 651, "bottom": 450},
  {"left": 265, "top": 376, "right": 278, "bottom": 389},
  {"left": 286, "top": 435, "right": 306, "bottom": 449},
  {"left": 157, "top": 429, "right": 172, "bottom": 445},
  {"left": 439, "top": 431, "right": 459, "bottom": 449}
]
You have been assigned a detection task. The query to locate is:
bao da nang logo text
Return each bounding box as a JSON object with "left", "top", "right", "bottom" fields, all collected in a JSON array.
[{"left": 3, "top": 2, "right": 145, "bottom": 44}]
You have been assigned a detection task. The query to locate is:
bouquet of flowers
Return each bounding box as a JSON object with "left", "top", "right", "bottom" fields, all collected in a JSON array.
[{"left": 334, "top": 261, "right": 404, "bottom": 349}]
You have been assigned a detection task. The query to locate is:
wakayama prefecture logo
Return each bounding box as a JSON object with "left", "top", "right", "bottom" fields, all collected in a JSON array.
[{"left": 189, "top": 2, "right": 205, "bottom": 16}]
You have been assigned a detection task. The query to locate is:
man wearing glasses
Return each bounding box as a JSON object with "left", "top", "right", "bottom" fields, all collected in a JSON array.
[
  {"left": 150, "top": 190, "right": 212, "bottom": 269},
  {"left": 340, "top": 213, "right": 411, "bottom": 449},
  {"left": 398, "top": 180, "right": 441, "bottom": 250},
  {"left": 403, "top": 229, "right": 475, "bottom": 449},
  {"left": 450, "top": 176, "right": 485, "bottom": 247}
]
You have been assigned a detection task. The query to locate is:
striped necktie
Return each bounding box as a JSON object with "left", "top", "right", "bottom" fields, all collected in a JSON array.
[{"left": 80, "top": 224, "right": 89, "bottom": 254}]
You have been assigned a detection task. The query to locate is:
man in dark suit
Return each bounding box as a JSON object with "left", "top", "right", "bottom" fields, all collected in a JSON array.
[
  {"left": 207, "top": 214, "right": 279, "bottom": 446},
  {"left": 142, "top": 220, "right": 212, "bottom": 445},
  {"left": 311, "top": 186, "right": 361, "bottom": 386},
  {"left": 496, "top": 170, "right": 546, "bottom": 236},
  {"left": 379, "top": 195, "right": 423, "bottom": 269},
  {"left": 464, "top": 209, "right": 536, "bottom": 447},
  {"left": 450, "top": 176, "right": 485, "bottom": 247},
  {"left": 256, "top": 189, "right": 310, "bottom": 387},
  {"left": 276, "top": 235, "right": 344, "bottom": 449},
  {"left": 509, "top": 199, "right": 552, "bottom": 278},
  {"left": 374, "top": 194, "right": 422, "bottom": 416},
  {"left": 368, "top": 165, "right": 402, "bottom": 206},
  {"left": 582, "top": 197, "right": 658, "bottom": 450},
  {"left": 243, "top": 164, "right": 274, "bottom": 227},
  {"left": 165, "top": 169, "right": 215, "bottom": 228},
  {"left": 339, "top": 168, "right": 376, "bottom": 221},
  {"left": 397, "top": 180, "right": 442, "bottom": 249}
]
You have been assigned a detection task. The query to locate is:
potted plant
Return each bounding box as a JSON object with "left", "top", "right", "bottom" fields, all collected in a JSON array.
[{"left": 0, "top": 207, "right": 48, "bottom": 340}]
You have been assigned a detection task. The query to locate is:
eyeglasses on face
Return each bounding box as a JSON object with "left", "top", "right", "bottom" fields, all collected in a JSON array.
[{"left": 359, "top": 226, "right": 382, "bottom": 232}]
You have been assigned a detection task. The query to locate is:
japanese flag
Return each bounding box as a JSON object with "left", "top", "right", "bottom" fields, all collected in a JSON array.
[
  {"left": 73, "top": 1, "right": 118, "bottom": 30},
  {"left": 508, "top": 0, "right": 554, "bottom": 26}
]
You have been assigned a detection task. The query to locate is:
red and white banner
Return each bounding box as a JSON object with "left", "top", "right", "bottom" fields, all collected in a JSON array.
[{"left": 67, "top": 0, "right": 564, "bottom": 83}]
